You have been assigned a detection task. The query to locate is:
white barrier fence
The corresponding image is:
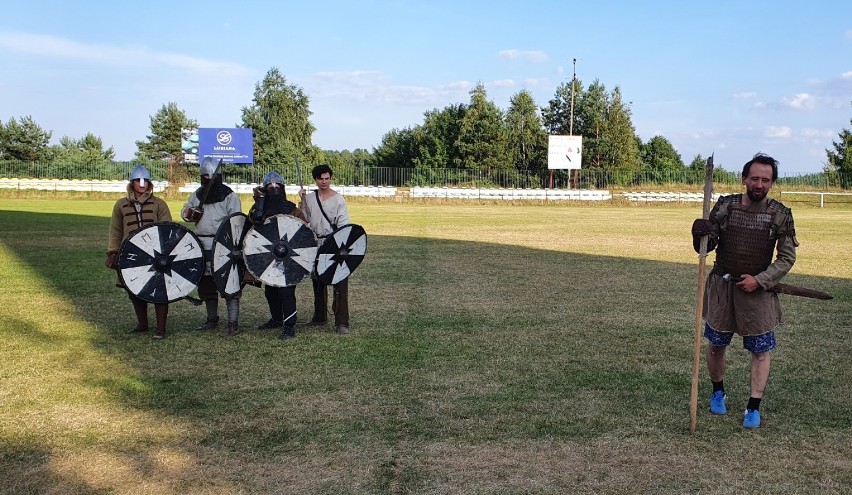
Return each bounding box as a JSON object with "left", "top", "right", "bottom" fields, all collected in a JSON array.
[
  {"left": 0, "top": 178, "right": 170, "bottom": 193},
  {"left": 179, "top": 183, "right": 397, "bottom": 198},
  {"left": 1, "top": 179, "right": 607, "bottom": 200},
  {"left": 779, "top": 191, "right": 852, "bottom": 208},
  {"left": 11, "top": 179, "right": 845, "bottom": 206},
  {"left": 0, "top": 178, "right": 396, "bottom": 197},
  {"left": 410, "top": 187, "right": 611, "bottom": 201},
  {"left": 622, "top": 191, "right": 724, "bottom": 203}
]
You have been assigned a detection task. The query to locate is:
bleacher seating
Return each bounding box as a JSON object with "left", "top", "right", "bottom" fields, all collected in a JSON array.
[
  {"left": 0, "top": 178, "right": 168, "bottom": 193},
  {"left": 409, "top": 186, "right": 611, "bottom": 201},
  {"left": 178, "top": 183, "right": 397, "bottom": 198},
  {"left": 622, "top": 191, "right": 723, "bottom": 203},
  {"left": 0, "top": 179, "right": 720, "bottom": 204}
]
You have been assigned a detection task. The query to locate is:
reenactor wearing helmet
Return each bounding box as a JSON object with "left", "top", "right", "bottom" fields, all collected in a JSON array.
[
  {"left": 249, "top": 171, "right": 309, "bottom": 340},
  {"left": 106, "top": 165, "right": 172, "bottom": 339},
  {"left": 181, "top": 157, "right": 243, "bottom": 336}
]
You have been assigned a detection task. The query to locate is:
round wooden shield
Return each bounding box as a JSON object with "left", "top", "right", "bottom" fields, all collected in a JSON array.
[
  {"left": 212, "top": 212, "right": 250, "bottom": 296},
  {"left": 243, "top": 214, "right": 318, "bottom": 287},
  {"left": 315, "top": 223, "right": 368, "bottom": 285},
  {"left": 117, "top": 221, "right": 205, "bottom": 303}
]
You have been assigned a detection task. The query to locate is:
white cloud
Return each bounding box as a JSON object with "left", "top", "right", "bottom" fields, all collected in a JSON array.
[
  {"left": 733, "top": 92, "right": 757, "bottom": 100},
  {"left": 0, "top": 31, "right": 251, "bottom": 76},
  {"left": 765, "top": 126, "right": 793, "bottom": 138},
  {"left": 498, "top": 49, "right": 548, "bottom": 63},
  {"left": 801, "top": 128, "right": 834, "bottom": 139},
  {"left": 803, "top": 71, "right": 852, "bottom": 103},
  {"left": 313, "top": 70, "right": 389, "bottom": 86},
  {"left": 445, "top": 80, "right": 474, "bottom": 91},
  {"left": 522, "top": 77, "right": 551, "bottom": 87},
  {"left": 781, "top": 93, "right": 816, "bottom": 110},
  {"left": 308, "top": 71, "right": 473, "bottom": 106},
  {"left": 492, "top": 79, "right": 515, "bottom": 88}
]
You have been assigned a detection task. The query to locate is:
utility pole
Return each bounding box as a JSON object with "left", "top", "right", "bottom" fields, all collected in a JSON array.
[
  {"left": 570, "top": 58, "right": 579, "bottom": 188},
  {"left": 570, "top": 58, "right": 576, "bottom": 136}
]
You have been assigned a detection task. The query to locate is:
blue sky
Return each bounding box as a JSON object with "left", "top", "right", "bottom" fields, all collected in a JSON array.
[{"left": 1, "top": 0, "right": 850, "bottom": 175}]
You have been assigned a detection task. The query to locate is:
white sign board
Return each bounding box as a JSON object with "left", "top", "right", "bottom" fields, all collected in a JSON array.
[{"left": 548, "top": 135, "right": 583, "bottom": 170}]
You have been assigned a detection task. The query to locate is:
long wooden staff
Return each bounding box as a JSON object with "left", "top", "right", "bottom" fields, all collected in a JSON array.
[{"left": 690, "top": 154, "right": 714, "bottom": 432}]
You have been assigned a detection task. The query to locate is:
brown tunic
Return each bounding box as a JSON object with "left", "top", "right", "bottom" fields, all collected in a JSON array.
[
  {"left": 107, "top": 183, "right": 172, "bottom": 254},
  {"left": 702, "top": 194, "right": 798, "bottom": 337}
]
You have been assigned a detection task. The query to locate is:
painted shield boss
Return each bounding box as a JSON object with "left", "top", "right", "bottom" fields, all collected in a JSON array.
[
  {"left": 243, "top": 214, "right": 318, "bottom": 287},
  {"left": 118, "top": 221, "right": 205, "bottom": 303},
  {"left": 212, "top": 212, "right": 250, "bottom": 296},
  {"left": 315, "top": 223, "right": 368, "bottom": 285}
]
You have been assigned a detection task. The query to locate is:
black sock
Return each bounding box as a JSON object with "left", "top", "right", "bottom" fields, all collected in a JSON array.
[
  {"left": 747, "top": 397, "right": 761, "bottom": 411},
  {"left": 712, "top": 380, "right": 725, "bottom": 394}
]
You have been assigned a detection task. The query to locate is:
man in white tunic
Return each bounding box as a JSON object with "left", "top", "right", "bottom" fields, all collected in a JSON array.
[
  {"left": 181, "top": 157, "right": 243, "bottom": 336},
  {"left": 299, "top": 164, "right": 352, "bottom": 334}
]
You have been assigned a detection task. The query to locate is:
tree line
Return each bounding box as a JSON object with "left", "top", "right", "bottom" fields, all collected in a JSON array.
[{"left": 1, "top": 67, "right": 850, "bottom": 188}]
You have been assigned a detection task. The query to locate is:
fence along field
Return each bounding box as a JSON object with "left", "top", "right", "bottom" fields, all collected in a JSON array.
[
  {"left": 1, "top": 197, "right": 850, "bottom": 493},
  {"left": 1, "top": 157, "right": 848, "bottom": 190}
]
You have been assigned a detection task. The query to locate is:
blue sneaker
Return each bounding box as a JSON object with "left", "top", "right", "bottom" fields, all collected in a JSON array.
[
  {"left": 743, "top": 409, "right": 761, "bottom": 428},
  {"left": 709, "top": 390, "right": 727, "bottom": 415}
]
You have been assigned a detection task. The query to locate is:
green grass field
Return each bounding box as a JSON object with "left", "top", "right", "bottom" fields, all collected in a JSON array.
[{"left": 1, "top": 194, "right": 851, "bottom": 494}]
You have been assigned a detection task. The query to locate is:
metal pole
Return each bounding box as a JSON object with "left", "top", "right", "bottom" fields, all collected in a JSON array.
[
  {"left": 570, "top": 58, "right": 578, "bottom": 189},
  {"left": 569, "top": 58, "right": 576, "bottom": 136}
]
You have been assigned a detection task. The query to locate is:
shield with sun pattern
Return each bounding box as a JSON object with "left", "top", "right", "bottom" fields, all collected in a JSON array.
[
  {"left": 315, "top": 223, "right": 368, "bottom": 285},
  {"left": 243, "top": 214, "right": 318, "bottom": 287},
  {"left": 117, "top": 222, "right": 205, "bottom": 303},
  {"left": 211, "top": 212, "right": 251, "bottom": 296}
]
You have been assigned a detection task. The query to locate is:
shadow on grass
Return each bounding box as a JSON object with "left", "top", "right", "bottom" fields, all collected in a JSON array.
[{"left": 1, "top": 209, "right": 850, "bottom": 492}]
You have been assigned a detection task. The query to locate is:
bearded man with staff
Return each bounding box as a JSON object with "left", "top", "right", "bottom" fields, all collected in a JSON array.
[{"left": 691, "top": 153, "right": 799, "bottom": 429}]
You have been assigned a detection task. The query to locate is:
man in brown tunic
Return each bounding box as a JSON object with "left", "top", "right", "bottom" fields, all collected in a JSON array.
[
  {"left": 692, "top": 153, "right": 798, "bottom": 428},
  {"left": 106, "top": 165, "right": 173, "bottom": 339}
]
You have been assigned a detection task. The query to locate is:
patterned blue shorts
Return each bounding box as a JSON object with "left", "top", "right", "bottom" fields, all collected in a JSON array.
[{"left": 704, "top": 324, "right": 776, "bottom": 353}]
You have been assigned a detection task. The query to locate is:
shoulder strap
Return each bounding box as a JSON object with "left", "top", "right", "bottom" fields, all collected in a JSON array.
[{"left": 314, "top": 192, "right": 337, "bottom": 230}]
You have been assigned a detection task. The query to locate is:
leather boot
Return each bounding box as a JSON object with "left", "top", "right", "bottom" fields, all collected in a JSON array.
[
  {"left": 129, "top": 298, "right": 148, "bottom": 333},
  {"left": 197, "top": 315, "right": 219, "bottom": 331},
  {"left": 153, "top": 303, "right": 168, "bottom": 339},
  {"left": 279, "top": 326, "right": 295, "bottom": 340},
  {"left": 223, "top": 321, "right": 240, "bottom": 337},
  {"left": 197, "top": 299, "right": 219, "bottom": 330}
]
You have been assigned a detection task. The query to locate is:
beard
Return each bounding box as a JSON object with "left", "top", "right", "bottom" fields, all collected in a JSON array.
[{"left": 746, "top": 187, "right": 766, "bottom": 203}]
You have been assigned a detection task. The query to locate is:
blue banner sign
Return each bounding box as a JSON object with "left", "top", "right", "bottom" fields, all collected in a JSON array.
[{"left": 198, "top": 128, "right": 254, "bottom": 165}]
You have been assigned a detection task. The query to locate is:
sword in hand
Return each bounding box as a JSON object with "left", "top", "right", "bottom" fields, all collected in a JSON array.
[
  {"left": 722, "top": 274, "right": 833, "bottom": 300},
  {"left": 295, "top": 155, "right": 307, "bottom": 206}
]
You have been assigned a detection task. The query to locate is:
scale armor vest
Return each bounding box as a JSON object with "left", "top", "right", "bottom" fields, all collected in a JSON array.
[{"left": 714, "top": 197, "right": 783, "bottom": 276}]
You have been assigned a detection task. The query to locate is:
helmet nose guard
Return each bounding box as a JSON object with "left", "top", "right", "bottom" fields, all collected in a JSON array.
[
  {"left": 262, "top": 171, "right": 285, "bottom": 188},
  {"left": 129, "top": 164, "right": 152, "bottom": 187},
  {"left": 200, "top": 157, "right": 219, "bottom": 177}
]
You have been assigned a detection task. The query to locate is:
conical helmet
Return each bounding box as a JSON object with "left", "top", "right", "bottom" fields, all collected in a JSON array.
[
  {"left": 129, "top": 164, "right": 152, "bottom": 187},
  {"left": 262, "top": 171, "right": 284, "bottom": 187},
  {"left": 200, "top": 156, "right": 220, "bottom": 177}
]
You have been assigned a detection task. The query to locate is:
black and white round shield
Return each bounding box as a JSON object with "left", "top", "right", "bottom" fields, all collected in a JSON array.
[
  {"left": 243, "top": 214, "right": 318, "bottom": 287},
  {"left": 212, "top": 212, "right": 250, "bottom": 296},
  {"left": 315, "top": 224, "right": 368, "bottom": 285},
  {"left": 118, "top": 221, "right": 205, "bottom": 303}
]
